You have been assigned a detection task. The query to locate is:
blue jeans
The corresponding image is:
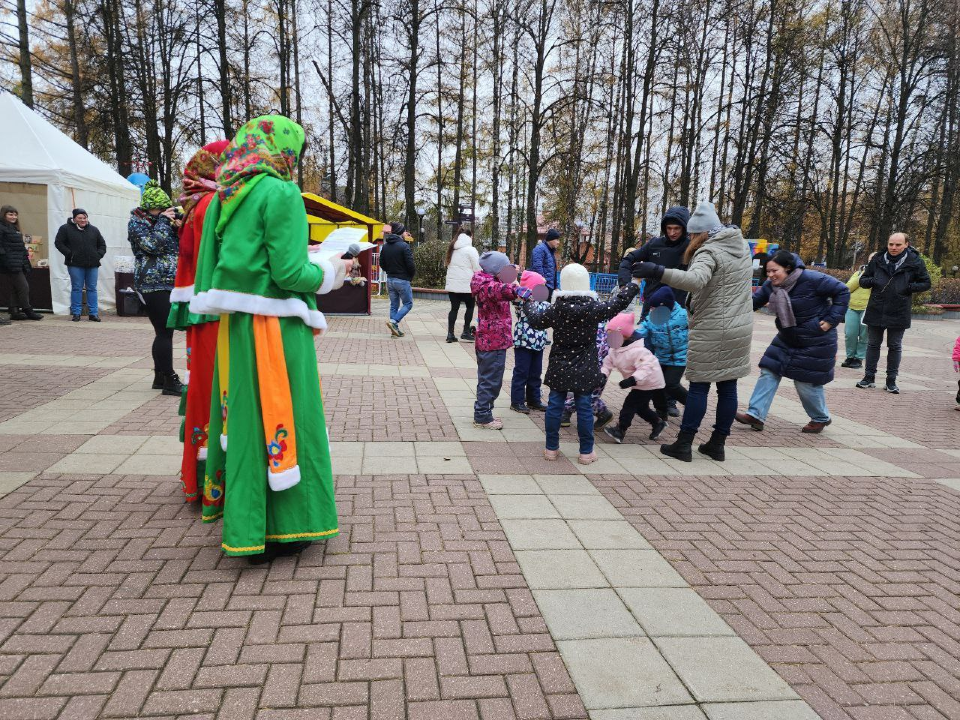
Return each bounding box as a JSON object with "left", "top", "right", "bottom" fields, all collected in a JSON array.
[
  {"left": 511, "top": 347, "right": 543, "bottom": 406},
  {"left": 387, "top": 278, "right": 413, "bottom": 324},
  {"left": 680, "top": 379, "right": 738, "bottom": 436},
  {"left": 68, "top": 266, "right": 99, "bottom": 316},
  {"left": 475, "top": 349, "right": 506, "bottom": 423},
  {"left": 747, "top": 367, "right": 829, "bottom": 423},
  {"left": 546, "top": 389, "right": 593, "bottom": 454}
]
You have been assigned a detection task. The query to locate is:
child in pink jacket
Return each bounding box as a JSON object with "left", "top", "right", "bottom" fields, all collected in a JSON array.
[
  {"left": 953, "top": 336, "right": 960, "bottom": 409},
  {"left": 601, "top": 313, "right": 668, "bottom": 442}
]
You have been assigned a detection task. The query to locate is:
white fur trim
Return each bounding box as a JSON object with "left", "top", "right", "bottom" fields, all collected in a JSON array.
[
  {"left": 170, "top": 285, "right": 195, "bottom": 303},
  {"left": 190, "top": 289, "right": 328, "bottom": 332},
  {"left": 310, "top": 255, "right": 337, "bottom": 295},
  {"left": 268, "top": 465, "right": 301, "bottom": 492},
  {"left": 182, "top": 370, "right": 190, "bottom": 385},
  {"left": 197, "top": 446, "right": 208, "bottom": 461},
  {"left": 552, "top": 289, "right": 598, "bottom": 300},
  {"left": 220, "top": 434, "right": 228, "bottom": 451}
]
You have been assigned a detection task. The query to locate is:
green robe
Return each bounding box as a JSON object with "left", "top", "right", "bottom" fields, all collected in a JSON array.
[{"left": 191, "top": 176, "right": 338, "bottom": 555}]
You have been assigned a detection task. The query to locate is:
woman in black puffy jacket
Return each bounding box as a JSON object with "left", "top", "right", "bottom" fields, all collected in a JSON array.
[{"left": 0, "top": 205, "right": 41, "bottom": 321}]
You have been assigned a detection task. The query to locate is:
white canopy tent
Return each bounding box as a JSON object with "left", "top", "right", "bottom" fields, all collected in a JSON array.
[{"left": 0, "top": 93, "right": 141, "bottom": 314}]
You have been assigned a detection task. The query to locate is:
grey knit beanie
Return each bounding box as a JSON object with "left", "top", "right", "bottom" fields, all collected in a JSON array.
[
  {"left": 686, "top": 202, "right": 722, "bottom": 234},
  {"left": 479, "top": 251, "right": 510, "bottom": 276}
]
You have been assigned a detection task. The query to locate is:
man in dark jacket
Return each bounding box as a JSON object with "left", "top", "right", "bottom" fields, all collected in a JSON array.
[
  {"left": 379, "top": 222, "right": 416, "bottom": 337},
  {"left": 55, "top": 208, "right": 107, "bottom": 321},
  {"left": 855, "top": 233, "right": 931, "bottom": 394},
  {"left": 617, "top": 206, "right": 691, "bottom": 315},
  {"left": 530, "top": 228, "right": 560, "bottom": 298}
]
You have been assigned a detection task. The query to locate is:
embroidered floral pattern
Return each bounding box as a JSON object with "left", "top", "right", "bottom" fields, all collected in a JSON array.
[
  {"left": 191, "top": 425, "right": 208, "bottom": 448},
  {"left": 203, "top": 468, "right": 225, "bottom": 506},
  {"left": 266, "top": 424, "right": 289, "bottom": 469}
]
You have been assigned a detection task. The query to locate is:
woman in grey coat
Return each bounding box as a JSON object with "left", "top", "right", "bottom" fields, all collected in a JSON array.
[{"left": 630, "top": 202, "right": 753, "bottom": 462}]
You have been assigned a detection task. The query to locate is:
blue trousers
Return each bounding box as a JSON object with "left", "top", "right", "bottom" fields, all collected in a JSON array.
[
  {"left": 387, "top": 278, "right": 413, "bottom": 323},
  {"left": 68, "top": 266, "right": 99, "bottom": 316},
  {"left": 747, "top": 367, "right": 829, "bottom": 423},
  {"left": 680, "top": 379, "right": 738, "bottom": 436},
  {"left": 474, "top": 349, "right": 506, "bottom": 423},
  {"left": 546, "top": 389, "right": 593, "bottom": 454},
  {"left": 511, "top": 347, "right": 543, "bottom": 406}
]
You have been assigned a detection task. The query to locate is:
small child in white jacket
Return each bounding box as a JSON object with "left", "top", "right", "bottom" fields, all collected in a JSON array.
[{"left": 601, "top": 313, "right": 668, "bottom": 442}]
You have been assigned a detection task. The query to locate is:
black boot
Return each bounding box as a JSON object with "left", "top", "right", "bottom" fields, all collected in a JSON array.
[
  {"left": 660, "top": 430, "right": 695, "bottom": 462},
  {"left": 697, "top": 431, "right": 726, "bottom": 461},
  {"left": 152, "top": 371, "right": 164, "bottom": 390},
  {"left": 446, "top": 331, "right": 458, "bottom": 343},
  {"left": 162, "top": 372, "right": 184, "bottom": 396}
]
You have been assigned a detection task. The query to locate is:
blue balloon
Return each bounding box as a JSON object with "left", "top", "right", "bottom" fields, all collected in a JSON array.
[{"left": 127, "top": 173, "right": 151, "bottom": 193}]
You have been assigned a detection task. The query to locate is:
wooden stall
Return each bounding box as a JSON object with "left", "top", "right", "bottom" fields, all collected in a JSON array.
[{"left": 301, "top": 193, "right": 382, "bottom": 315}]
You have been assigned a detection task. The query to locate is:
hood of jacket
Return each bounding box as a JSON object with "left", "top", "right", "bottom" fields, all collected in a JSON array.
[
  {"left": 660, "top": 206, "right": 690, "bottom": 243},
  {"left": 699, "top": 226, "right": 748, "bottom": 262},
  {"left": 385, "top": 233, "right": 406, "bottom": 245},
  {"left": 453, "top": 233, "right": 473, "bottom": 250}
]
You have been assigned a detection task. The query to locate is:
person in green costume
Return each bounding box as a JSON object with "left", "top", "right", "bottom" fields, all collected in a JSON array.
[{"left": 189, "top": 115, "right": 351, "bottom": 563}]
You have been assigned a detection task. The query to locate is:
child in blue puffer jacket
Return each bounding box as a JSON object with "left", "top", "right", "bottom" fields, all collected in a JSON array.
[{"left": 634, "top": 286, "right": 688, "bottom": 413}]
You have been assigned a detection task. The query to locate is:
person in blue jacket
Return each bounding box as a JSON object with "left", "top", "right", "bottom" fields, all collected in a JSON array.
[
  {"left": 736, "top": 250, "right": 849, "bottom": 434},
  {"left": 635, "top": 286, "right": 688, "bottom": 414},
  {"left": 530, "top": 228, "right": 559, "bottom": 298}
]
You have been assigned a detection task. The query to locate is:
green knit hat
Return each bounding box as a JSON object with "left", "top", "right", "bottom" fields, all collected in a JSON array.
[{"left": 140, "top": 180, "right": 172, "bottom": 210}]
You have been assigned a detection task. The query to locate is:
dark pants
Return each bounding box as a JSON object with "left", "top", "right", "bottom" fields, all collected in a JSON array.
[
  {"left": 619, "top": 388, "right": 667, "bottom": 430},
  {"left": 447, "top": 292, "right": 475, "bottom": 335},
  {"left": 661, "top": 364, "right": 688, "bottom": 405},
  {"left": 474, "top": 349, "right": 506, "bottom": 423},
  {"left": 6, "top": 270, "right": 32, "bottom": 313},
  {"left": 864, "top": 325, "right": 905, "bottom": 381},
  {"left": 511, "top": 347, "right": 544, "bottom": 406},
  {"left": 142, "top": 290, "right": 174, "bottom": 376},
  {"left": 546, "top": 389, "right": 593, "bottom": 454},
  {"left": 680, "top": 379, "right": 738, "bottom": 436}
]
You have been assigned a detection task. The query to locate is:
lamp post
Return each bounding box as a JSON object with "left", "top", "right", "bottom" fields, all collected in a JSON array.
[
  {"left": 952, "top": 265, "right": 958, "bottom": 278},
  {"left": 414, "top": 203, "right": 426, "bottom": 244}
]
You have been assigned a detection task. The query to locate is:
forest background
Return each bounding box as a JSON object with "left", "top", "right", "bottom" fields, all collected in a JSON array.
[{"left": 3, "top": 0, "right": 960, "bottom": 285}]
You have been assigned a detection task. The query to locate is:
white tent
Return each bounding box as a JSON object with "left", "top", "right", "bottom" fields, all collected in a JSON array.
[{"left": 0, "top": 93, "right": 141, "bottom": 314}]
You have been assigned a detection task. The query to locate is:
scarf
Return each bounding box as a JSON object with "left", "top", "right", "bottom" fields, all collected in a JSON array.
[
  {"left": 140, "top": 180, "right": 171, "bottom": 210},
  {"left": 179, "top": 140, "right": 230, "bottom": 221},
  {"left": 884, "top": 251, "right": 908, "bottom": 275},
  {"left": 216, "top": 115, "right": 305, "bottom": 235},
  {"left": 768, "top": 267, "right": 803, "bottom": 328}
]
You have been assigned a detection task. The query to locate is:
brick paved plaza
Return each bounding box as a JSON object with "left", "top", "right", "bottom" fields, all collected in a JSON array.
[{"left": 1, "top": 299, "right": 960, "bottom": 720}]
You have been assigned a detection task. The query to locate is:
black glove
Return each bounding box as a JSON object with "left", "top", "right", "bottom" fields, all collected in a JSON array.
[
  {"left": 631, "top": 261, "right": 664, "bottom": 280},
  {"left": 619, "top": 377, "right": 637, "bottom": 389}
]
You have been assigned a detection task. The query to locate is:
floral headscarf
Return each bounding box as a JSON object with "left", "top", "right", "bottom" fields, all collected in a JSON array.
[
  {"left": 215, "top": 115, "right": 305, "bottom": 234},
  {"left": 179, "top": 139, "right": 230, "bottom": 220},
  {"left": 140, "top": 180, "right": 172, "bottom": 211}
]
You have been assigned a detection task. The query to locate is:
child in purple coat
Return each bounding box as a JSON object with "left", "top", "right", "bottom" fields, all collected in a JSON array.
[{"left": 471, "top": 251, "right": 530, "bottom": 429}]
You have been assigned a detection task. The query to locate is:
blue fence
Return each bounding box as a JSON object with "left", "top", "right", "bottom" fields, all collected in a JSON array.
[{"left": 555, "top": 272, "right": 630, "bottom": 301}]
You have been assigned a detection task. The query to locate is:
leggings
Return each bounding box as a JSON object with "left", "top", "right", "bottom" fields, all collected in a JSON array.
[
  {"left": 448, "top": 292, "right": 475, "bottom": 335},
  {"left": 142, "top": 290, "right": 174, "bottom": 376},
  {"left": 6, "top": 270, "right": 32, "bottom": 313}
]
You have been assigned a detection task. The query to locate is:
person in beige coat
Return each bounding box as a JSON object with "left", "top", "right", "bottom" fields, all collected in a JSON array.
[{"left": 630, "top": 201, "right": 753, "bottom": 462}]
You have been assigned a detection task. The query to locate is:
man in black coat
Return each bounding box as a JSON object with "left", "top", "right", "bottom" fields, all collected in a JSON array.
[
  {"left": 855, "top": 233, "right": 931, "bottom": 394},
  {"left": 378, "top": 222, "right": 417, "bottom": 337},
  {"left": 617, "top": 205, "right": 691, "bottom": 315},
  {"left": 55, "top": 208, "right": 107, "bottom": 321}
]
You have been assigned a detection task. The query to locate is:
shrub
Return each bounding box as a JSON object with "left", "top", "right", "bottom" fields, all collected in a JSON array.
[
  {"left": 929, "top": 278, "right": 960, "bottom": 304},
  {"left": 412, "top": 239, "right": 448, "bottom": 290},
  {"left": 911, "top": 253, "right": 941, "bottom": 310},
  {"left": 818, "top": 267, "right": 853, "bottom": 283}
]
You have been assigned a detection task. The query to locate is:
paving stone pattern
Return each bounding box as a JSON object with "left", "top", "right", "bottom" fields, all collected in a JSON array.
[{"left": 0, "top": 301, "right": 959, "bottom": 719}]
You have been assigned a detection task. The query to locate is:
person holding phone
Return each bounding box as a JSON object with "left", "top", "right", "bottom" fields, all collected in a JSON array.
[{"left": 128, "top": 180, "right": 182, "bottom": 396}]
